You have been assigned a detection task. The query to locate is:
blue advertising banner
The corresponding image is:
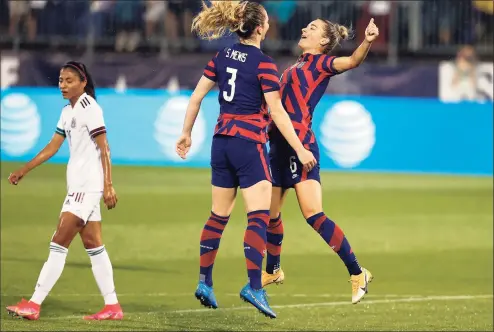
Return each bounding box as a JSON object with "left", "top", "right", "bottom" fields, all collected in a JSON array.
[{"left": 1, "top": 88, "right": 492, "bottom": 176}]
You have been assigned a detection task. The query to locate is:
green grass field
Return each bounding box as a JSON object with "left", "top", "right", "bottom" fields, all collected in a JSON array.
[{"left": 1, "top": 161, "right": 492, "bottom": 331}]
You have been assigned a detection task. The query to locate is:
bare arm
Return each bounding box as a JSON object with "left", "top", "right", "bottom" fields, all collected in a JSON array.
[
  {"left": 265, "top": 91, "right": 316, "bottom": 170},
  {"left": 21, "top": 134, "right": 65, "bottom": 175},
  {"left": 176, "top": 76, "right": 216, "bottom": 159},
  {"left": 182, "top": 76, "right": 216, "bottom": 135},
  {"left": 94, "top": 133, "right": 112, "bottom": 187},
  {"left": 8, "top": 133, "right": 65, "bottom": 185},
  {"left": 332, "top": 39, "right": 373, "bottom": 73},
  {"left": 332, "top": 18, "right": 379, "bottom": 73},
  {"left": 264, "top": 91, "right": 305, "bottom": 154},
  {"left": 94, "top": 133, "right": 118, "bottom": 209}
]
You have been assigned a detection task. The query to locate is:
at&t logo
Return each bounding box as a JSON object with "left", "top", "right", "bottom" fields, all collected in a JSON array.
[
  {"left": 1, "top": 93, "right": 41, "bottom": 156},
  {"left": 153, "top": 96, "right": 206, "bottom": 161},
  {"left": 319, "top": 100, "right": 376, "bottom": 168}
]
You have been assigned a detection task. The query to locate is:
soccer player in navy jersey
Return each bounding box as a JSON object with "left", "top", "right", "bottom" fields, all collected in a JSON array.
[
  {"left": 175, "top": 1, "right": 316, "bottom": 318},
  {"left": 262, "top": 18, "right": 380, "bottom": 304}
]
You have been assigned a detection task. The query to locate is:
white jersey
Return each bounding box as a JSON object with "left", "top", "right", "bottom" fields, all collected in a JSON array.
[{"left": 56, "top": 93, "right": 106, "bottom": 192}]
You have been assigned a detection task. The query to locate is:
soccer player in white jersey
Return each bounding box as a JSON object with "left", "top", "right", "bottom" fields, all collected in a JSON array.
[{"left": 6, "top": 61, "right": 123, "bottom": 321}]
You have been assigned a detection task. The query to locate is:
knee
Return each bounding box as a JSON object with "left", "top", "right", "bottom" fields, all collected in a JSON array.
[
  {"left": 81, "top": 232, "right": 102, "bottom": 249},
  {"left": 301, "top": 207, "right": 323, "bottom": 220},
  {"left": 51, "top": 233, "right": 73, "bottom": 248},
  {"left": 50, "top": 235, "right": 71, "bottom": 249},
  {"left": 244, "top": 180, "right": 272, "bottom": 212},
  {"left": 211, "top": 201, "right": 234, "bottom": 217}
]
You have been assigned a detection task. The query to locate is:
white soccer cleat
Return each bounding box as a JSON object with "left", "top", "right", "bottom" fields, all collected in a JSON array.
[{"left": 350, "top": 267, "right": 373, "bottom": 304}]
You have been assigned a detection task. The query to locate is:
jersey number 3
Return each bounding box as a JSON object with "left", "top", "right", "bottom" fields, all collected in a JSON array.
[{"left": 223, "top": 67, "right": 237, "bottom": 102}]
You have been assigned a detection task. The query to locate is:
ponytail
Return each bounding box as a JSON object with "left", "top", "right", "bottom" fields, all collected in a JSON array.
[
  {"left": 319, "top": 19, "right": 353, "bottom": 54},
  {"left": 192, "top": 1, "right": 265, "bottom": 41}
]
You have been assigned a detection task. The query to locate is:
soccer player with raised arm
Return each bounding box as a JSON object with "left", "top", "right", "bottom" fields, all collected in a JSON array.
[
  {"left": 262, "top": 19, "right": 380, "bottom": 304},
  {"left": 6, "top": 61, "right": 123, "bottom": 321},
  {"left": 175, "top": 1, "right": 316, "bottom": 318}
]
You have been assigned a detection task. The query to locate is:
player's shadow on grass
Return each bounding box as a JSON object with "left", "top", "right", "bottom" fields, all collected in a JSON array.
[{"left": 2, "top": 257, "right": 177, "bottom": 274}]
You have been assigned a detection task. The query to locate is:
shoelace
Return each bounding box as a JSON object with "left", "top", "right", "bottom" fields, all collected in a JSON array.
[{"left": 349, "top": 277, "right": 360, "bottom": 293}]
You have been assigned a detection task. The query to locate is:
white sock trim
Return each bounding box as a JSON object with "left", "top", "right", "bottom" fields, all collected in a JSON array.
[
  {"left": 86, "top": 245, "right": 105, "bottom": 256},
  {"left": 49, "top": 242, "right": 68, "bottom": 254},
  {"left": 88, "top": 245, "right": 119, "bottom": 305}
]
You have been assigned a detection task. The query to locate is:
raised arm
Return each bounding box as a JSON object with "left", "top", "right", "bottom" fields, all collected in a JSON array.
[{"left": 332, "top": 18, "right": 379, "bottom": 73}]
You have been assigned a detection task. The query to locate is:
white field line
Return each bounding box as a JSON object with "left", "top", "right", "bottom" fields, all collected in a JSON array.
[
  {"left": 0, "top": 293, "right": 438, "bottom": 298},
  {"left": 30, "top": 294, "right": 492, "bottom": 320},
  {"left": 170, "top": 295, "right": 493, "bottom": 314}
]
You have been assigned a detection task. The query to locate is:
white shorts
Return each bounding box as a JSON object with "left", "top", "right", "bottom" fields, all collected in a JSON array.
[{"left": 60, "top": 192, "right": 102, "bottom": 223}]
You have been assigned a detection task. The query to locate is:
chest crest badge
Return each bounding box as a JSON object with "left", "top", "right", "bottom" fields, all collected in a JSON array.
[{"left": 71, "top": 117, "right": 76, "bottom": 128}]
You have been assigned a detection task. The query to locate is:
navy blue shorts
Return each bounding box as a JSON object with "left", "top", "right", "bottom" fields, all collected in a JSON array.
[
  {"left": 211, "top": 135, "right": 272, "bottom": 189},
  {"left": 269, "top": 137, "right": 320, "bottom": 189}
]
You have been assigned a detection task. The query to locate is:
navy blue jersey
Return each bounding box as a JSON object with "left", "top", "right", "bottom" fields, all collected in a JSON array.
[
  {"left": 203, "top": 43, "right": 280, "bottom": 143},
  {"left": 270, "top": 54, "right": 340, "bottom": 145}
]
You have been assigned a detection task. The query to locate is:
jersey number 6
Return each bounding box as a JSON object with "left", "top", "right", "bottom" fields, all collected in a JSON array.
[
  {"left": 223, "top": 67, "right": 238, "bottom": 102},
  {"left": 289, "top": 156, "right": 297, "bottom": 174}
]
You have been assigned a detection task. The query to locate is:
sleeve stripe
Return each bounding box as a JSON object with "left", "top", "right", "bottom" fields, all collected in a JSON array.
[
  {"left": 203, "top": 73, "right": 217, "bottom": 82},
  {"left": 328, "top": 56, "right": 338, "bottom": 74},
  {"left": 89, "top": 126, "right": 106, "bottom": 135},
  {"left": 262, "top": 85, "right": 280, "bottom": 93},
  {"left": 258, "top": 68, "right": 279, "bottom": 76},
  {"left": 262, "top": 80, "right": 279, "bottom": 87},
  {"left": 316, "top": 56, "right": 325, "bottom": 72},
  {"left": 204, "top": 69, "right": 216, "bottom": 77},
  {"left": 208, "top": 60, "right": 215, "bottom": 68},
  {"left": 90, "top": 128, "right": 107, "bottom": 138},
  {"left": 258, "top": 62, "right": 278, "bottom": 71},
  {"left": 55, "top": 128, "right": 66, "bottom": 136},
  {"left": 324, "top": 56, "right": 336, "bottom": 74},
  {"left": 258, "top": 73, "right": 280, "bottom": 83}
]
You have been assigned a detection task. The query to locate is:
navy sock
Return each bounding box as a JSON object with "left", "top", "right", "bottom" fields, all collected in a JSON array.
[
  {"left": 199, "top": 212, "right": 229, "bottom": 287},
  {"left": 266, "top": 214, "right": 283, "bottom": 274},
  {"left": 244, "top": 210, "right": 269, "bottom": 290},
  {"left": 306, "top": 212, "right": 362, "bottom": 276}
]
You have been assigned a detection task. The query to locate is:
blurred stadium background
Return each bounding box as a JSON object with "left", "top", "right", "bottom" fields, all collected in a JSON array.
[{"left": 1, "top": 0, "right": 493, "bottom": 331}]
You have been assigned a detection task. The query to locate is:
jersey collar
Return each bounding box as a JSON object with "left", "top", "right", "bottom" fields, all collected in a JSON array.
[
  {"left": 298, "top": 53, "right": 314, "bottom": 62},
  {"left": 70, "top": 92, "right": 88, "bottom": 110}
]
